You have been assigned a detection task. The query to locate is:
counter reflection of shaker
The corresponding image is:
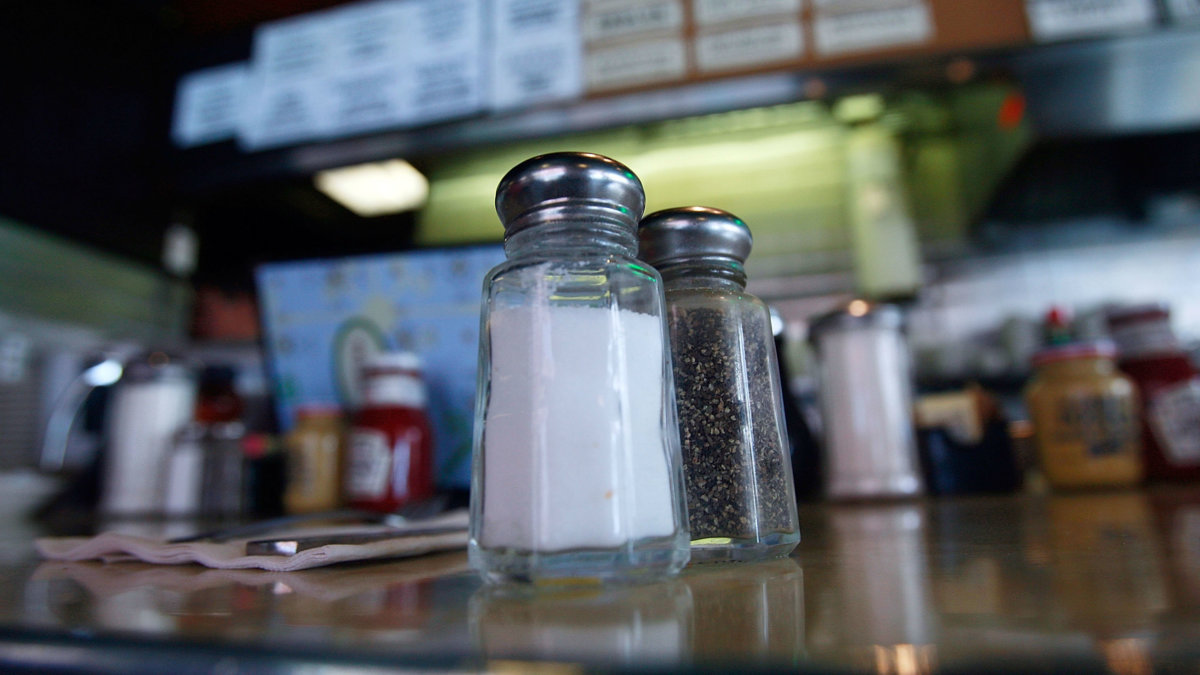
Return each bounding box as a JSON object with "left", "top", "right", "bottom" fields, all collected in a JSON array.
[{"left": 810, "top": 301, "right": 923, "bottom": 500}]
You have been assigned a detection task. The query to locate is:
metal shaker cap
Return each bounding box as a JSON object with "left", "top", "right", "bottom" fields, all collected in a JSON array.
[
  {"left": 809, "top": 300, "right": 904, "bottom": 343},
  {"left": 495, "top": 152, "right": 645, "bottom": 238},
  {"left": 637, "top": 206, "right": 752, "bottom": 267}
]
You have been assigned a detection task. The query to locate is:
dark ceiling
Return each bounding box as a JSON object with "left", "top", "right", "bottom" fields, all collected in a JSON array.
[{"left": 0, "top": 0, "right": 417, "bottom": 292}]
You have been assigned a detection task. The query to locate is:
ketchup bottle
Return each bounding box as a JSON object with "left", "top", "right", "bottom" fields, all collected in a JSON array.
[
  {"left": 1108, "top": 304, "right": 1200, "bottom": 481},
  {"left": 344, "top": 353, "right": 435, "bottom": 512}
]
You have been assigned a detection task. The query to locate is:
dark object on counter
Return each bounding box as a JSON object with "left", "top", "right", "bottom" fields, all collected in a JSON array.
[
  {"left": 244, "top": 433, "right": 286, "bottom": 519},
  {"left": 771, "top": 311, "right": 823, "bottom": 502},
  {"left": 919, "top": 420, "right": 1022, "bottom": 495},
  {"left": 639, "top": 206, "right": 799, "bottom": 562},
  {"left": 195, "top": 365, "right": 244, "bottom": 424},
  {"left": 1108, "top": 304, "right": 1200, "bottom": 481},
  {"left": 915, "top": 387, "right": 1022, "bottom": 495}
]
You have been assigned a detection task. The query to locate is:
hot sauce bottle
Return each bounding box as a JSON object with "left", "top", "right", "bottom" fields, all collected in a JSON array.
[
  {"left": 1108, "top": 304, "right": 1200, "bottom": 481},
  {"left": 344, "top": 353, "right": 435, "bottom": 512}
]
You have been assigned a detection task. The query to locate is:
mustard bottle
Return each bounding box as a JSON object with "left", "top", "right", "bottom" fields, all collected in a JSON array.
[{"left": 1025, "top": 341, "right": 1143, "bottom": 489}]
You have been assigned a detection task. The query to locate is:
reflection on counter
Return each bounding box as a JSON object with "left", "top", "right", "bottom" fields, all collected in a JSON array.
[
  {"left": 471, "top": 581, "right": 692, "bottom": 666},
  {"left": 684, "top": 558, "right": 805, "bottom": 665},
  {"left": 806, "top": 502, "right": 937, "bottom": 672},
  {"left": 9, "top": 490, "right": 1200, "bottom": 672}
]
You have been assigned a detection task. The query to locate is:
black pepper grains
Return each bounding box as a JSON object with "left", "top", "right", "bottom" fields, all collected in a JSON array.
[
  {"left": 638, "top": 206, "right": 800, "bottom": 562},
  {"left": 668, "top": 298, "right": 795, "bottom": 542}
]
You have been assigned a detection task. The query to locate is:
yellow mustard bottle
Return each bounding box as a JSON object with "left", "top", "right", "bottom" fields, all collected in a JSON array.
[
  {"left": 283, "top": 404, "right": 345, "bottom": 513},
  {"left": 1025, "top": 341, "right": 1143, "bottom": 489}
]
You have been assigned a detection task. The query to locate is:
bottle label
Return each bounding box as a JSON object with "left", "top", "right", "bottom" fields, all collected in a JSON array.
[
  {"left": 1054, "top": 394, "right": 1139, "bottom": 458},
  {"left": 346, "top": 429, "right": 391, "bottom": 499},
  {"left": 391, "top": 431, "right": 413, "bottom": 500},
  {"left": 1149, "top": 379, "right": 1200, "bottom": 465}
]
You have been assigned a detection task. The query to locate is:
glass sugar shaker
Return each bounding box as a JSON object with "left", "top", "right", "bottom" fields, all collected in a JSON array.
[
  {"left": 638, "top": 206, "right": 800, "bottom": 562},
  {"left": 470, "top": 152, "right": 691, "bottom": 584}
]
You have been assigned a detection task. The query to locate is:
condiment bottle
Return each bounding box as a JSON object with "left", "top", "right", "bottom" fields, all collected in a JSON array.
[
  {"left": 1024, "top": 341, "right": 1143, "bottom": 489},
  {"left": 1107, "top": 304, "right": 1200, "bottom": 481},
  {"left": 283, "top": 404, "right": 344, "bottom": 514},
  {"left": 809, "top": 302, "right": 924, "bottom": 500},
  {"left": 470, "top": 152, "right": 690, "bottom": 583},
  {"left": 638, "top": 206, "right": 799, "bottom": 562},
  {"left": 195, "top": 365, "right": 243, "bottom": 424},
  {"left": 345, "top": 353, "right": 435, "bottom": 513}
]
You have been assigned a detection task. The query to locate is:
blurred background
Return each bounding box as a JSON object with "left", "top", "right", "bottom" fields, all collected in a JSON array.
[{"left": 3, "top": 0, "right": 1200, "bottom": 516}]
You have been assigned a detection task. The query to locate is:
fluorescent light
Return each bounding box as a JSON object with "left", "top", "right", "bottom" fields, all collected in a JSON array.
[{"left": 314, "top": 159, "right": 430, "bottom": 217}]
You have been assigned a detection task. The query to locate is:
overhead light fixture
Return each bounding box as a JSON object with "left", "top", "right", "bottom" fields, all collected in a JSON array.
[{"left": 314, "top": 159, "right": 430, "bottom": 217}]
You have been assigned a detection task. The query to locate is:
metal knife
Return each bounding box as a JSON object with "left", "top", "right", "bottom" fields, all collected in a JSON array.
[{"left": 245, "top": 525, "right": 468, "bottom": 556}]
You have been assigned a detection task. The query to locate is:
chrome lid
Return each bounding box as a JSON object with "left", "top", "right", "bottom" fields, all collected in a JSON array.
[
  {"left": 637, "top": 206, "right": 752, "bottom": 267},
  {"left": 495, "top": 152, "right": 645, "bottom": 238},
  {"left": 809, "top": 300, "right": 904, "bottom": 341}
]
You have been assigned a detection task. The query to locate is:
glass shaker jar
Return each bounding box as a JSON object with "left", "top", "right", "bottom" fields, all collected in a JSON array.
[
  {"left": 637, "top": 206, "right": 799, "bottom": 562},
  {"left": 471, "top": 152, "right": 691, "bottom": 583},
  {"left": 345, "top": 353, "right": 436, "bottom": 513},
  {"left": 810, "top": 302, "right": 924, "bottom": 500},
  {"left": 1024, "top": 341, "right": 1143, "bottom": 489}
]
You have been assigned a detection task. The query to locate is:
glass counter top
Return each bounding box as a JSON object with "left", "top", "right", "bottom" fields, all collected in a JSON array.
[{"left": 2, "top": 487, "right": 1199, "bottom": 673}]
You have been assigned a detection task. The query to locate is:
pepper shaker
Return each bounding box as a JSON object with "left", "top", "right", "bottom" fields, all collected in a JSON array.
[
  {"left": 639, "top": 206, "right": 800, "bottom": 562},
  {"left": 470, "top": 152, "right": 691, "bottom": 583}
]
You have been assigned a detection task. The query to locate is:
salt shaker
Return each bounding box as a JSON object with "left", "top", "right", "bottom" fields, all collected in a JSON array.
[
  {"left": 470, "top": 152, "right": 691, "bottom": 583},
  {"left": 638, "top": 206, "right": 800, "bottom": 562}
]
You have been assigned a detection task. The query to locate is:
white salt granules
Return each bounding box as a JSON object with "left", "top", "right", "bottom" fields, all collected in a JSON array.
[{"left": 481, "top": 304, "right": 677, "bottom": 551}]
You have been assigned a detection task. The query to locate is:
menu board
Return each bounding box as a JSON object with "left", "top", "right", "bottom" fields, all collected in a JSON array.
[
  {"left": 172, "top": 0, "right": 1034, "bottom": 149},
  {"left": 241, "top": 11, "right": 337, "bottom": 149},
  {"left": 323, "top": 1, "right": 411, "bottom": 137},
  {"left": 1166, "top": 0, "right": 1200, "bottom": 20},
  {"left": 489, "top": 0, "right": 584, "bottom": 111},
  {"left": 582, "top": 0, "right": 687, "bottom": 92},
  {"left": 1165, "top": 0, "right": 1200, "bottom": 20},
  {"left": 694, "top": 22, "right": 804, "bottom": 73},
  {"left": 407, "top": 0, "right": 486, "bottom": 126},
  {"left": 171, "top": 63, "right": 249, "bottom": 147},
  {"left": 239, "top": 0, "right": 485, "bottom": 150},
  {"left": 1024, "top": 0, "right": 1157, "bottom": 41},
  {"left": 693, "top": 0, "right": 802, "bottom": 26},
  {"left": 812, "top": 0, "right": 934, "bottom": 56},
  {"left": 582, "top": 0, "right": 685, "bottom": 43}
]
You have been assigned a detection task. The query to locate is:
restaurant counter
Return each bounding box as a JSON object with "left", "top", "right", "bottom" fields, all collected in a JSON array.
[{"left": 2, "top": 487, "right": 1199, "bottom": 673}]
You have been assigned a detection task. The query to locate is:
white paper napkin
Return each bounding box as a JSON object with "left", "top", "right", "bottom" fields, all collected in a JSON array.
[{"left": 36, "top": 509, "right": 469, "bottom": 572}]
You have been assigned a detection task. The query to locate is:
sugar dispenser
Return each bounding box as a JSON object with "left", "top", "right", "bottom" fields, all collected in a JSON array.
[
  {"left": 638, "top": 206, "right": 800, "bottom": 562},
  {"left": 810, "top": 301, "right": 924, "bottom": 500},
  {"left": 470, "top": 152, "right": 691, "bottom": 583}
]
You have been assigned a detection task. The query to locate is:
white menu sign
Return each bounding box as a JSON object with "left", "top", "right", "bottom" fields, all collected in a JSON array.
[
  {"left": 324, "top": 1, "right": 413, "bottom": 137},
  {"left": 406, "top": 0, "right": 486, "bottom": 126},
  {"left": 585, "top": 38, "right": 687, "bottom": 91},
  {"left": 582, "top": 0, "right": 685, "bottom": 43},
  {"left": 694, "top": 22, "right": 804, "bottom": 72},
  {"left": 171, "top": 63, "right": 249, "bottom": 147},
  {"left": 490, "top": 0, "right": 584, "bottom": 111},
  {"left": 1025, "top": 0, "right": 1158, "bottom": 41},
  {"left": 693, "top": 0, "right": 801, "bottom": 26},
  {"left": 1166, "top": 0, "right": 1200, "bottom": 20},
  {"left": 239, "top": 0, "right": 485, "bottom": 150},
  {"left": 241, "top": 10, "right": 338, "bottom": 149},
  {"left": 812, "top": 0, "right": 933, "bottom": 56}
]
